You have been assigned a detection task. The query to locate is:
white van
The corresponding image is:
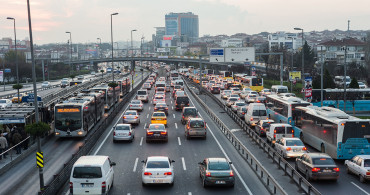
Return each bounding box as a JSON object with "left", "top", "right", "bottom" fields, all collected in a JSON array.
[
  {"left": 70, "top": 156, "right": 116, "bottom": 195},
  {"left": 244, "top": 103, "right": 268, "bottom": 126},
  {"left": 266, "top": 123, "right": 293, "bottom": 145},
  {"left": 271, "top": 85, "right": 289, "bottom": 94},
  {"left": 174, "top": 80, "right": 184, "bottom": 87}
]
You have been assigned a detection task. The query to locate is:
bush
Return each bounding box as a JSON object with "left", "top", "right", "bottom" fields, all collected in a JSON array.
[{"left": 25, "top": 122, "right": 51, "bottom": 136}]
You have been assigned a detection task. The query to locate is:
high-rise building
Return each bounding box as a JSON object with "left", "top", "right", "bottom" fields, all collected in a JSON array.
[{"left": 165, "top": 12, "right": 199, "bottom": 42}]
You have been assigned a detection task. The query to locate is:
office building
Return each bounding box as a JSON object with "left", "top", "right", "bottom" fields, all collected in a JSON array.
[{"left": 165, "top": 12, "right": 199, "bottom": 42}]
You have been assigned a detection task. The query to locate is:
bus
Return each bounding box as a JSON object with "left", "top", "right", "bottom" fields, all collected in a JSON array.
[
  {"left": 291, "top": 106, "right": 370, "bottom": 159},
  {"left": 90, "top": 84, "right": 120, "bottom": 111},
  {"left": 311, "top": 88, "right": 370, "bottom": 113},
  {"left": 170, "top": 71, "right": 179, "bottom": 78},
  {"left": 243, "top": 77, "right": 263, "bottom": 92},
  {"left": 54, "top": 96, "right": 103, "bottom": 137},
  {"left": 219, "top": 71, "right": 233, "bottom": 80},
  {"left": 266, "top": 95, "right": 311, "bottom": 124}
]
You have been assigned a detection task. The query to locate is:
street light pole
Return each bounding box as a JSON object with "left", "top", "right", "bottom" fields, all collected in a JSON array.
[
  {"left": 7, "top": 17, "right": 18, "bottom": 85},
  {"left": 111, "top": 13, "right": 118, "bottom": 84},
  {"left": 294, "top": 28, "right": 304, "bottom": 84},
  {"left": 66, "top": 31, "right": 72, "bottom": 75},
  {"left": 131, "top": 29, "right": 137, "bottom": 90},
  {"left": 97, "top": 38, "right": 102, "bottom": 59},
  {"left": 320, "top": 46, "right": 324, "bottom": 107},
  {"left": 27, "top": 0, "right": 43, "bottom": 191}
]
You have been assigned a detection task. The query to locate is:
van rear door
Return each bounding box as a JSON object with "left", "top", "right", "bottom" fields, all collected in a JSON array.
[{"left": 71, "top": 166, "right": 103, "bottom": 194}]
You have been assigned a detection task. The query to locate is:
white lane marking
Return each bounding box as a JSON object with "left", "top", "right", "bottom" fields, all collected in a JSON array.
[
  {"left": 149, "top": 107, "right": 151, "bottom": 111},
  {"left": 172, "top": 106, "right": 174, "bottom": 110},
  {"left": 351, "top": 182, "right": 370, "bottom": 195},
  {"left": 175, "top": 123, "right": 178, "bottom": 129},
  {"left": 171, "top": 100, "right": 173, "bottom": 104},
  {"left": 127, "top": 193, "right": 131, "bottom": 195},
  {"left": 187, "top": 89, "right": 253, "bottom": 195},
  {"left": 178, "top": 137, "right": 181, "bottom": 145},
  {"left": 144, "top": 123, "right": 147, "bottom": 129},
  {"left": 173, "top": 114, "right": 176, "bottom": 119},
  {"left": 188, "top": 193, "right": 192, "bottom": 195},
  {"left": 140, "top": 137, "right": 143, "bottom": 146},
  {"left": 146, "top": 114, "right": 149, "bottom": 118},
  {"left": 133, "top": 158, "right": 139, "bottom": 172},
  {"left": 182, "top": 157, "right": 186, "bottom": 170}
]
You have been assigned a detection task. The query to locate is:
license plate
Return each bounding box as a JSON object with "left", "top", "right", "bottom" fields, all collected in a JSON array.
[
  {"left": 216, "top": 181, "right": 225, "bottom": 184},
  {"left": 153, "top": 179, "right": 163, "bottom": 183},
  {"left": 323, "top": 170, "right": 332, "bottom": 172},
  {"left": 156, "top": 118, "right": 162, "bottom": 120},
  {"left": 81, "top": 183, "right": 94, "bottom": 187},
  {"left": 154, "top": 134, "right": 160, "bottom": 137}
]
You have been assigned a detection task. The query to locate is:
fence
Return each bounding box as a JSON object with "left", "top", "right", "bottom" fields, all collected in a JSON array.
[{"left": 184, "top": 77, "right": 321, "bottom": 195}]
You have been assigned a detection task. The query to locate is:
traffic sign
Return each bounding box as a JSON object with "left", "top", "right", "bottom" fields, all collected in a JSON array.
[
  {"left": 209, "top": 48, "right": 225, "bottom": 62},
  {"left": 4, "top": 69, "right": 11, "bottom": 73},
  {"left": 224, "top": 47, "right": 255, "bottom": 62},
  {"left": 36, "top": 152, "right": 43, "bottom": 168}
]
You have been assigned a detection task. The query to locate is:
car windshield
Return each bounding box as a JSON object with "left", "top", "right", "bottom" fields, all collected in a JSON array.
[
  {"left": 184, "top": 109, "right": 197, "bottom": 116},
  {"left": 156, "top": 103, "right": 166, "bottom": 107},
  {"left": 312, "top": 158, "right": 335, "bottom": 165},
  {"left": 285, "top": 140, "right": 304, "bottom": 146},
  {"left": 274, "top": 126, "right": 293, "bottom": 134},
  {"left": 208, "top": 161, "right": 230, "bottom": 170},
  {"left": 249, "top": 95, "right": 257, "bottom": 98},
  {"left": 155, "top": 96, "right": 164, "bottom": 99},
  {"left": 73, "top": 167, "right": 102, "bottom": 178},
  {"left": 149, "top": 125, "right": 165, "bottom": 130},
  {"left": 224, "top": 91, "right": 232, "bottom": 94},
  {"left": 190, "top": 120, "right": 204, "bottom": 128},
  {"left": 131, "top": 101, "right": 140, "bottom": 104},
  {"left": 146, "top": 161, "right": 169, "bottom": 168},
  {"left": 229, "top": 98, "right": 238, "bottom": 101},
  {"left": 153, "top": 112, "right": 165, "bottom": 117},
  {"left": 236, "top": 102, "right": 246, "bottom": 106},
  {"left": 125, "top": 111, "right": 137, "bottom": 115},
  {"left": 138, "top": 91, "right": 146, "bottom": 95},
  {"left": 0, "top": 100, "right": 7, "bottom": 103},
  {"left": 262, "top": 122, "right": 271, "bottom": 128},
  {"left": 116, "top": 125, "right": 130, "bottom": 130}
]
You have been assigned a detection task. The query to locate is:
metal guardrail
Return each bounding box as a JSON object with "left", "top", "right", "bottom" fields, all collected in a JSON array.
[
  {"left": 39, "top": 74, "right": 149, "bottom": 195},
  {"left": 183, "top": 78, "right": 287, "bottom": 195},
  {"left": 184, "top": 77, "right": 321, "bottom": 195},
  {"left": 0, "top": 84, "right": 60, "bottom": 100}
]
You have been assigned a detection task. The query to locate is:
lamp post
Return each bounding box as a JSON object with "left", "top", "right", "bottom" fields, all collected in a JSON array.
[
  {"left": 131, "top": 29, "right": 137, "bottom": 90},
  {"left": 6, "top": 17, "right": 19, "bottom": 84},
  {"left": 97, "top": 38, "right": 102, "bottom": 59},
  {"left": 27, "top": 0, "right": 44, "bottom": 191},
  {"left": 111, "top": 13, "right": 118, "bottom": 83},
  {"left": 294, "top": 27, "right": 304, "bottom": 84},
  {"left": 65, "top": 31, "right": 72, "bottom": 75}
]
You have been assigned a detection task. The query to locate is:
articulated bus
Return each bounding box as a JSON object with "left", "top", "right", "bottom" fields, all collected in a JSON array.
[
  {"left": 90, "top": 84, "right": 120, "bottom": 111},
  {"left": 292, "top": 106, "right": 370, "bottom": 159},
  {"left": 219, "top": 71, "right": 233, "bottom": 80},
  {"left": 234, "top": 75, "right": 264, "bottom": 92},
  {"left": 54, "top": 96, "right": 104, "bottom": 137}
]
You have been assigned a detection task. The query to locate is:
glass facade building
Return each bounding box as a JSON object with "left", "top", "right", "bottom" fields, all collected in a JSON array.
[{"left": 165, "top": 12, "right": 199, "bottom": 41}]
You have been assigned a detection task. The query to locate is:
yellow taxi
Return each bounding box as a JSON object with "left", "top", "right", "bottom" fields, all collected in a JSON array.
[
  {"left": 12, "top": 93, "right": 25, "bottom": 103},
  {"left": 151, "top": 111, "right": 167, "bottom": 127}
]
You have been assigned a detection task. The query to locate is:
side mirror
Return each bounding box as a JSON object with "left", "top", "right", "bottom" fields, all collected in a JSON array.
[
  {"left": 198, "top": 162, "right": 204, "bottom": 165},
  {"left": 110, "top": 162, "right": 116, "bottom": 166},
  {"left": 141, "top": 160, "right": 145, "bottom": 163},
  {"left": 229, "top": 162, "right": 233, "bottom": 164},
  {"left": 171, "top": 160, "right": 175, "bottom": 163}
]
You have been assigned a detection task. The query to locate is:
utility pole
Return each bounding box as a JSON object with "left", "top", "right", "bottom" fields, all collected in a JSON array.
[
  {"left": 343, "top": 20, "right": 350, "bottom": 112},
  {"left": 320, "top": 46, "right": 324, "bottom": 107}
]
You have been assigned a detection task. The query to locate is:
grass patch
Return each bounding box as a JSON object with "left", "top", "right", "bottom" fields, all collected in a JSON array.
[{"left": 357, "top": 116, "right": 370, "bottom": 119}]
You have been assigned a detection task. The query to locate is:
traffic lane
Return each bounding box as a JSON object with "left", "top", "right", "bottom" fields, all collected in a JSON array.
[{"left": 211, "top": 88, "right": 370, "bottom": 194}]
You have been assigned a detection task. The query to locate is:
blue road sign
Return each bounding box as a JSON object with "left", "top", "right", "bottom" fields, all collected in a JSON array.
[
  {"left": 4, "top": 69, "right": 11, "bottom": 73},
  {"left": 21, "top": 93, "right": 42, "bottom": 103},
  {"left": 210, "top": 49, "right": 224, "bottom": 56}
]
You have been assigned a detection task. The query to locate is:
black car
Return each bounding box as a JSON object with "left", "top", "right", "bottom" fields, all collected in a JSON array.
[
  {"left": 199, "top": 158, "right": 235, "bottom": 187},
  {"left": 146, "top": 124, "right": 168, "bottom": 143},
  {"left": 175, "top": 96, "right": 189, "bottom": 111},
  {"left": 154, "top": 103, "right": 169, "bottom": 115},
  {"left": 210, "top": 86, "right": 220, "bottom": 94}
]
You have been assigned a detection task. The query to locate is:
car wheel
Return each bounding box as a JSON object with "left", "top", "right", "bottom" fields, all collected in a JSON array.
[
  {"left": 113, "top": 139, "right": 116, "bottom": 143},
  {"left": 142, "top": 182, "right": 147, "bottom": 186},
  {"left": 321, "top": 144, "right": 326, "bottom": 153},
  {"left": 111, "top": 179, "right": 114, "bottom": 188},
  {"left": 360, "top": 175, "right": 366, "bottom": 183},
  {"left": 169, "top": 182, "right": 174, "bottom": 187},
  {"left": 182, "top": 120, "right": 185, "bottom": 125},
  {"left": 146, "top": 140, "right": 149, "bottom": 143},
  {"left": 346, "top": 166, "right": 351, "bottom": 174},
  {"left": 305, "top": 171, "right": 311, "bottom": 181},
  {"left": 203, "top": 136, "right": 207, "bottom": 140}
]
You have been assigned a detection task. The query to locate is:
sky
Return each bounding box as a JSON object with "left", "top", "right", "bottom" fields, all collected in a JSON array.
[{"left": 1, "top": 0, "right": 370, "bottom": 45}]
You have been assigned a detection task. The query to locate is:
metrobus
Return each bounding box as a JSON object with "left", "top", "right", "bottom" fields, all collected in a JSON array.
[
  {"left": 90, "top": 84, "right": 119, "bottom": 111},
  {"left": 219, "top": 71, "right": 233, "bottom": 80},
  {"left": 266, "top": 95, "right": 311, "bottom": 124},
  {"left": 77, "top": 91, "right": 105, "bottom": 121},
  {"left": 54, "top": 96, "right": 103, "bottom": 137},
  {"left": 243, "top": 77, "right": 263, "bottom": 92},
  {"left": 311, "top": 88, "right": 370, "bottom": 113},
  {"left": 291, "top": 106, "right": 370, "bottom": 159}
]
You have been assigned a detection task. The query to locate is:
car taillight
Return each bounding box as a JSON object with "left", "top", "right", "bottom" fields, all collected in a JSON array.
[
  {"left": 113, "top": 131, "right": 116, "bottom": 136},
  {"left": 286, "top": 147, "right": 292, "bottom": 151},
  {"left": 292, "top": 129, "right": 294, "bottom": 137},
  {"left": 128, "top": 132, "right": 132, "bottom": 136},
  {"left": 230, "top": 170, "right": 234, "bottom": 177},
  {"left": 164, "top": 172, "right": 172, "bottom": 175},
  {"left": 366, "top": 172, "right": 370, "bottom": 175},
  {"left": 147, "top": 131, "right": 153, "bottom": 135},
  {"left": 333, "top": 167, "right": 340, "bottom": 172},
  {"left": 123, "top": 116, "right": 127, "bottom": 119},
  {"left": 102, "top": 181, "right": 106, "bottom": 194},
  {"left": 69, "top": 182, "right": 73, "bottom": 193},
  {"left": 165, "top": 107, "right": 168, "bottom": 110},
  {"left": 206, "top": 172, "right": 211, "bottom": 177},
  {"left": 312, "top": 168, "right": 320, "bottom": 172},
  {"left": 144, "top": 172, "right": 152, "bottom": 175},
  {"left": 302, "top": 147, "right": 307, "bottom": 151},
  {"left": 161, "top": 131, "right": 167, "bottom": 135},
  {"left": 250, "top": 117, "right": 253, "bottom": 121},
  {"left": 134, "top": 116, "right": 138, "bottom": 119},
  {"left": 242, "top": 112, "right": 245, "bottom": 115}
]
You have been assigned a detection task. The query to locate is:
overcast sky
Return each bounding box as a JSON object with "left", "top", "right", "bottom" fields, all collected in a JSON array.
[{"left": 1, "top": 0, "right": 370, "bottom": 45}]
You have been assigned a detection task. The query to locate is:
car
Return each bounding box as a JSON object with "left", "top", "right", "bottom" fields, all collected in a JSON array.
[
  {"left": 143, "top": 83, "right": 151, "bottom": 89},
  {"left": 254, "top": 119, "right": 274, "bottom": 136},
  {"left": 90, "top": 71, "right": 96, "bottom": 75},
  {"left": 240, "top": 88, "right": 253, "bottom": 99},
  {"left": 345, "top": 155, "right": 370, "bottom": 183},
  {"left": 174, "top": 91, "right": 185, "bottom": 100},
  {"left": 185, "top": 117, "right": 206, "bottom": 139},
  {"left": 230, "top": 87, "right": 241, "bottom": 95},
  {"left": 151, "top": 111, "right": 167, "bottom": 126},
  {"left": 295, "top": 153, "right": 339, "bottom": 181},
  {"left": 41, "top": 81, "right": 50, "bottom": 88},
  {"left": 172, "top": 88, "right": 181, "bottom": 98},
  {"left": 113, "top": 124, "right": 135, "bottom": 142},
  {"left": 173, "top": 85, "right": 183, "bottom": 91},
  {"left": 0, "top": 99, "right": 12, "bottom": 109},
  {"left": 221, "top": 90, "right": 232, "bottom": 99},
  {"left": 231, "top": 101, "right": 246, "bottom": 113},
  {"left": 153, "top": 95, "right": 165, "bottom": 105},
  {"left": 228, "top": 94, "right": 240, "bottom": 99},
  {"left": 245, "top": 103, "right": 268, "bottom": 127},
  {"left": 210, "top": 86, "right": 221, "bottom": 94},
  {"left": 122, "top": 110, "right": 140, "bottom": 125},
  {"left": 11, "top": 93, "right": 25, "bottom": 103},
  {"left": 60, "top": 80, "right": 69, "bottom": 88},
  {"left": 155, "top": 91, "right": 166, "bottom": 98},
  {"left": 146, "top": 124, "right": 168, "bottom": 142},
  {"left": 259, "top": 88, "right": 271, "bottom": 96},
  {"left": 129, "top": 100, "right": 143, "bottom": 111},
  {"left": 358, "top": 82, "right": 368, "bottom": 89},
  {"left": 245, "top": 94, "right": 258, "bottom": 103},
  {"left": 181, "top": 107, "right": 198, "bottom": 125},
  {"left": 137, "top": 89, "right": 149, "bottom": 103},
  {"left": 141, "top": 156, "right": 174, "bottom": 185},
  {"left": 225, "top": 97, "right": 239, "bottom": 107},
  {"left": 154, "top": 103, "right": 169, "bottom": 115},
  {"left": 275, "top": 137, "right": 307, "bottom": 158},
  {"left": 236, "top": 106, "right": 248, "bottom": 118},
  {"left": 255, "top": 96, "right": 266, "bottom": 104},
  {"left": 175, "top": 96, "right": 189, "bottom": 111},
  {"left": 198, "top": 158, "right": 235, "bottom": 187}
]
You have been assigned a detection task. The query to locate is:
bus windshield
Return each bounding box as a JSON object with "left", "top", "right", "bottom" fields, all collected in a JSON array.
[{"left": 55, "top": 108, "right": 82, "bottom": 131}]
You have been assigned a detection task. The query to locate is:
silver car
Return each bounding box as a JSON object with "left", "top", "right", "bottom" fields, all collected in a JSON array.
[
  {"left": 122, "top": 110, "right": 140, "bottom": 125},
  {"left": 245, "top": 94, "right": 258, "bottom": 103},
  {"left": 185, "top": 117, "right": 206, "bottom": 139},
  {"left": 237, "top": 106, "right": 248, "bottom": 118},
  {"left": 221, "top": 90, "right": 232, "bottom": 99},
  {"left": 113, "top": 124, "right": 135, "bottom": 142},
  {"left": 129, "top": 100, "right": 143, "bottom": 111},
  {"left": 231, "top": 101, "right": 246, "bottom": 113},
  {"left": 275, "top": 137, "right": 307, "bottom": 158},
  {"left": 226, "top": 97, "right": 239, "bottom": 107}
]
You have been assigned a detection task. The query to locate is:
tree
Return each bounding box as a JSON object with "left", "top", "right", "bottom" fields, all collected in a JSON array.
[
  {"left": 313, "top": 69, "right": 335, "bottom": 89},
  {"left": 348, "top": 78, "right": 360, "bottom": 89},
  {"left": 70, "top": 74, "right": 75, "bottom": 81},
  {"left": 100, "top": 69, "right": 104, "bottom": 78},
  {"left": 12, "top": 84, "right": 23, "bottom": 104},
  {"left": 25, "top": 122, "right": 50, "bottom": 137}
]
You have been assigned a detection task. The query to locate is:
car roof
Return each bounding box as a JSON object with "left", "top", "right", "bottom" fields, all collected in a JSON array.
[
  {"left": 153, "top": 111, "right": 165, "bottom": 114},
  {"left": 207, "top": 158, "right": 228, "bottom": 163},
  {"left": 354, "top": 155, "right": 370, "bottom": 159},
  {"left": 147, "top": 156, "right": 169, "bottom": 161},
  {"left": 270, "top": 123, "right": 292, "bottom": 127},
  {"left": 116, "top": 124, "right": 131, "bottom": 127},
  {"left": 74, "top": 155, "right": 108, "bottom": 166},
  {"left": 306, "top": 153, "right": 331, "bottom": 158},
  {"left": 281, "top": 137, "right": 301, "bottom": 141},
  {"left": 189, "top": 117, "right": 203, "bottom": 121}
]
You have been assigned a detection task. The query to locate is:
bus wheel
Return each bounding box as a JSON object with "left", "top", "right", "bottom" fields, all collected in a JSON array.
[
  {"left": 321, "top": 144, "right": 326, "bottom": 153},
  {"left": 300, "top": 133, "right": 304, "bottom": 142}
]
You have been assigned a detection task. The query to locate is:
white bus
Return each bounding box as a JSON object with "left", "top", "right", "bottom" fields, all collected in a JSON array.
[{"left": 292, "top": 106, "right": 370, "bottom": 159}]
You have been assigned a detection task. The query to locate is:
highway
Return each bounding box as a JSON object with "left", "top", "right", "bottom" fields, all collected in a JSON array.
[
  {"left": 196, "top": 79, "right": 370, "bottom": 195},
  {"left": 0, "top": 72, "right": 145, "bottom": 195}
]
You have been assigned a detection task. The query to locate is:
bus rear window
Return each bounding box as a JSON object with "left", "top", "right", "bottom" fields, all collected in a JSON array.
[{"left": 342, "top": 122, "right": 370, "bottom": 143}]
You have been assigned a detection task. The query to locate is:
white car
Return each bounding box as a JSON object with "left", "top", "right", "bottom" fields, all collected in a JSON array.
[
  {"left": 345, "top": 155, "right": 370, "bottom": 183},
  {"left": 142, "top": 156, "right": 175, "bottom": 186},
  {"left": 129, "top": 100, "right": 143, "bottom": 111},
  {"left": 41, "top": 81, "right": 50, "bottom": 88},
  {"left": 245, "top": 94, "right": 258, "bottom": 103},
  {"left": 113, "top": 124, "right": 135, "bottom": 142},
  {"left": 358, "top": 82, "right": 368, "bottom": 89},
  {"left": 274, "top": 137, "right": 307, "bottom": 158},
  {"left": 231, "top": 101, "right": 247, "bottom": 113},
  {"left": 0, "top": 99, "right": 12, "bottom": 109}
]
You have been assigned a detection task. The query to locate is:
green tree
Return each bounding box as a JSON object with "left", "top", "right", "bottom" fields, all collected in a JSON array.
[
  {"left": 100, "top": 69, "right": 104, "bottom": 78},
  {"left": 70, "top": 74, "right": 75, "bottom": 81},
  {"left": 12, "top": 84, "right": 23, "bottom": 104},
  {"left": 25, "top": 122, "right": 50, "bottom": 137},
  {"left": 313, "top": 69, "right": 335, "bottom": 89},
  {"left": 349, "top": 78, "right": 360, "bottom": 89}
]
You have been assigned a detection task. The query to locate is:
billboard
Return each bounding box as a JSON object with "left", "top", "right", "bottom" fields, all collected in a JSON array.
[
  {"left": 157, "top": 48, "right": 170, "bottom": 53},
  {"left": 224, "top": 47, "right": 255, "bottom": 62},
  {"left": 160, "top": 40, "right": 172, "bottom": 47},
  {"left": 289, "top": 71, "right": 301, "bottom": 81},
  {"left": 163, "top": 36, "right": 173, "bottom": 40},
  {"left": 304, "top": 77, "right": 313, "bottom": 100}
]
